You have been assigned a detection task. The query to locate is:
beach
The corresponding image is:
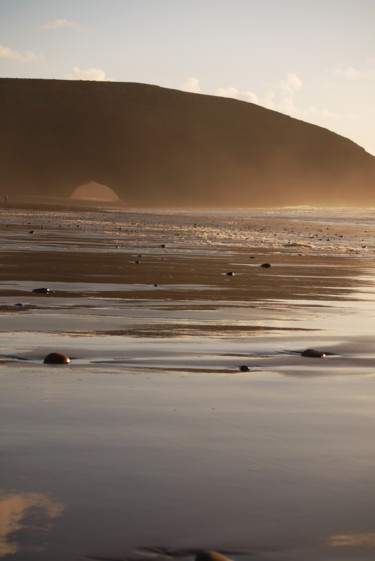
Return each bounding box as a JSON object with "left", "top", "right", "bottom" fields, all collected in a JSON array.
[{"left": 1, "top": 204, "right": 375, "bottom": 561}]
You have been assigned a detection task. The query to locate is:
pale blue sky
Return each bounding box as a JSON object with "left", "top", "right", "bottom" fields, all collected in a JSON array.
[{"left": 1, "top": 0, "right": 374, "bottom": 154}]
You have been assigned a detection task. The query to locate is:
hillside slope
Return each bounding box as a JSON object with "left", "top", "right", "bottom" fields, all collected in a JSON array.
[{"left": 1, "top": 78, "right": 374, "bottom": 206}]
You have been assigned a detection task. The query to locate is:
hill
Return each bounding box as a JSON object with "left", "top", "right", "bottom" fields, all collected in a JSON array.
[{"left": 1, "top": 77, "right": 374, "bottom": 207}]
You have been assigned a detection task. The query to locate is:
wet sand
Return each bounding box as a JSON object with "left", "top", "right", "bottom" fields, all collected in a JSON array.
[{"left": 1, "top": 205, "right": 375, "bottom": 560}]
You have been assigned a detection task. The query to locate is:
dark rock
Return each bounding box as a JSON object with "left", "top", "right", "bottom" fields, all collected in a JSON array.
[
  {"left": 44, "top": 352, "right": 71, "bottom": 364},
  {"left": 239, "top": 365, "right": 250, "bottom": 372},
  {"left": 160, "top": 244, "right": 166, "bottom": 248},
  {"left": 14, "top": 303, "right": 24, "bottom": 307},
  {"left": 195, "top": 552, "right": 231, "bottom": 561},
  {"left": 301, "top": 348, "right": 326, "bottom": 358},
  {"left": 261, "top": 263, "right": 271, "bottom": 268},
  {"left": 226, "top": 272, "right": 234, "bottom": 276},
  {"left": 32, "top": 287, "right": 52, "bottom": 294}
]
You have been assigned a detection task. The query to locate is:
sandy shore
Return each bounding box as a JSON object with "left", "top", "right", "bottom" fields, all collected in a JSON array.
[{"left": 1, "top": 205, "right": 375, "bottom": 560}]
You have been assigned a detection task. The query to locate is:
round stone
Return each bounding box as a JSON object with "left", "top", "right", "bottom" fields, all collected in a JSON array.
[
  {"left": 44, "top": 353, "right": 71, "bottom": 364},
  {"left": 301, "top": 348, "right": 326, "bottom": 358},
  {"left": 32, "top": 287, "right": 51, "bottom": 294}
]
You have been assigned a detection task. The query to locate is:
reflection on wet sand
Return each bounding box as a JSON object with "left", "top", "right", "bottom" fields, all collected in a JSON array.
[
  {"left": 0, "top": 490, "right": 64, "bottom": 557},
  {"left": 328, "top": 532, "right": 375, "bottom": 547}
]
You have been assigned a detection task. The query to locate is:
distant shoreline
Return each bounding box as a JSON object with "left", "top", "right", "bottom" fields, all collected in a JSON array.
[{"left": 0, "top": 199, "right": 124, "bottom": 213}]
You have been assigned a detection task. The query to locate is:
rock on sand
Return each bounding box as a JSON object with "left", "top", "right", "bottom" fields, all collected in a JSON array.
[
  {"left": 44, "top": 353, "right": 71, "bottom": 364},
  {"left": 301, "top": 348, "right": 326, "bottom": 358}
]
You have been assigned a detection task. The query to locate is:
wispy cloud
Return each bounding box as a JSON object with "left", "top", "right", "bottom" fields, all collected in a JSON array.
[
  {"left": 274, "top": 73, "right": 303, "bottom": 115},
  {"left": 42, "top": 18, "right": 80, "bottom": 30},
  {"left": 65, "top": 66, "right": 108, "bottom": 81},
  {"left": 180, "top": 77, "right": 201, "bottom": 94},
  {"left": 0, "top": 43, "right": 39, "bottom": 62},
  {"left": 334, "top": 65, "right": 375, "bottom": 79},
  {"left": 215, "top": 73, "right": 302, "bottom": 110},
  {"left": 215, "top": 73, "right": 343, "bottom": 122},
  {"left": 281, "top": 72, "right": 302, "bottom": 91},
  {"left": 180, "top": 72, "right": 347, "bottom": 127},
  {"left": 308, "top": 106, "right": 345, "bottom": 119},
  {"left": 216, "top": 86, "right": 258, "bottom": 104}
]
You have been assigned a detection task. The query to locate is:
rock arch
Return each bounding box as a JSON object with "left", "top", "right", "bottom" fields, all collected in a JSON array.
[{"left": 71, "top": 181, "right": 120, "bottom": 202}]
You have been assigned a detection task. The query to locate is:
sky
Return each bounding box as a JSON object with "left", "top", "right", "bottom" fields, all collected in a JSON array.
[{"left": 1, "top": 0, "right": 374, "bottom": 155}]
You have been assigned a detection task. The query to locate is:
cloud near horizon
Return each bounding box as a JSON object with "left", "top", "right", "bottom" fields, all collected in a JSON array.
[
  {"left": 180, "top": 76, "right": 201, "bottom": 93},
  {"left": 0, "top": 43, "right": 39, "bottom": 62},
  {"left": 213, "top": 72, "right": 343, "bottom": 122},
  {"left": 42, "top": 18, "right": 80, "bottom": 30},
  {"left": 214, "top": 73, "right": 303, "bottom": 113},
  {"left": 334, "top": 65, "right": 375, "bottom": 79},
  {"left": 216, "top": 86, "right": 258, "bottom": 104},
  {"left": 274, "top": 72, "right": 303, "bottom": 115},
  {"left": 65, "top": 66, "right": 108, "bottom": 81}
]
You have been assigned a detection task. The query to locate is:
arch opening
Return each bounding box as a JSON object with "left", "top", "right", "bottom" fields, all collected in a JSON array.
[{"left": 71, "top": 181, "right": 120, "bottom": 202}]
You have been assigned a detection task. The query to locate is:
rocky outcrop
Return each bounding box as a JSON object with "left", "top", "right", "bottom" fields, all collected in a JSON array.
[{"left": 1, "top": 78, "right": 375, "bottom": 207}]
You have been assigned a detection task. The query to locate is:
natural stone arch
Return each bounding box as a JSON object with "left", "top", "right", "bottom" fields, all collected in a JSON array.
[{"left": 71, "top": 181, "right": 120, "bottom": 202}]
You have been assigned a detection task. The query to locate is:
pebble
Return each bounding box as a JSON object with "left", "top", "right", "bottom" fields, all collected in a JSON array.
[
  {"left": 226, "top": 272, "right": 234, "bottom": 276},
  {"left": 44, "top": 353, "right": 71, "bottom": 364},
  {"left": 301, "top": 348, "right": 326, "bottom": 358},
  {"left": 32, "top": 287, "right": 52, "bottom": 294},
  {"left": 261, "top": 263, "right": 271, "bottom": 268},
  {"left": 239, "top": 365, "right": 250, "bottom": 372}
]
